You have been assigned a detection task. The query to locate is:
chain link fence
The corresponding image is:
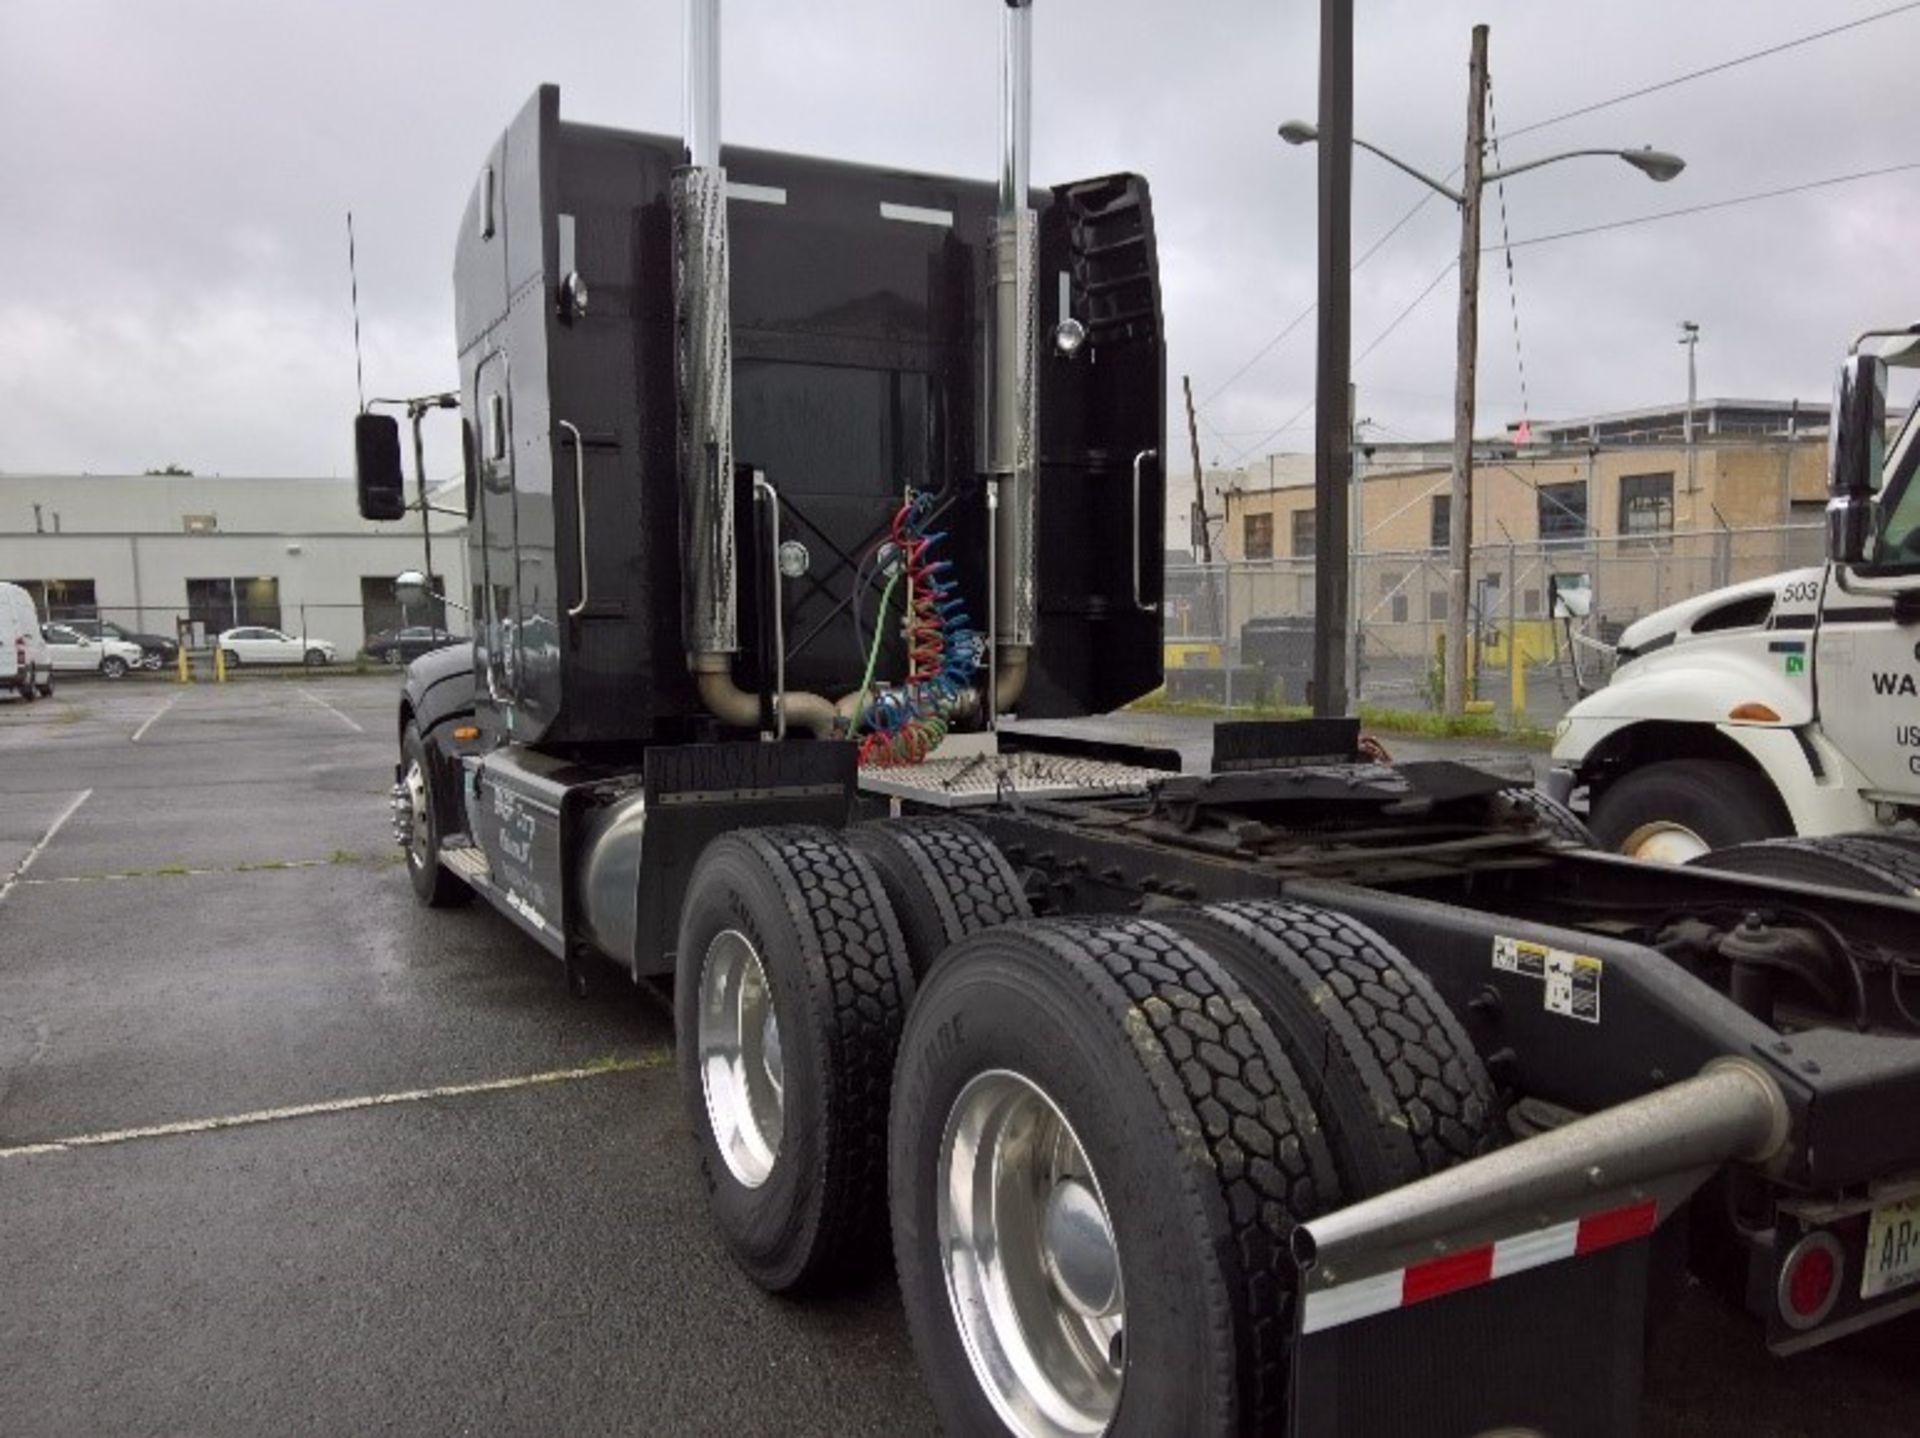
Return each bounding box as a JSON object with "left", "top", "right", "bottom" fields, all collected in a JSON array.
[{"left": 1162, "top": 522, "right": 1822, "bottom": 726}]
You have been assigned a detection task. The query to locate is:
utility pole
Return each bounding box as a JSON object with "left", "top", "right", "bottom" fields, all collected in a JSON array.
[
  {"left": 1443, "top": 22, "right": 1488, "bottom": 718},
  {"left": 1183, "top": 374, "right": 1212, "bottom": 564},
  {"left": 1182, "top": 374, "right": 1218, "bottom": 644},
  {"left": 1311, "top": 0, "right": 1354, "bottom": 718},
  {"left": 1680, "top": 320, "right": 1701, "bottom": 493},
  {"left": 1346, "top": 382, "right": 1363, "bottom": 707}
]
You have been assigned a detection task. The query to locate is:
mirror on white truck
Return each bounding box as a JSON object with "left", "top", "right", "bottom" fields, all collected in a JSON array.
[
  {"left": 1826, "top": 351, "right": 1885, "bottom": 566},
  {"left": 1548, "top": 572, "right": 1593, "bottom": 620}
]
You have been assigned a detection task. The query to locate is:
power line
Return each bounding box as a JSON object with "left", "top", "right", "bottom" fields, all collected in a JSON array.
[
  {"left": 1486, "top": 76, "right": 1532, "bottom": 431},
  {"left": 1228, "top": 257, "right": 1459, "bottom": 464},
  {"left": 1495, "top": 159, "right": 1920, "bottom": 251},
  {"left": 1504, "top": 1, "right": 1920, "bottom": 141},
  {"left": 1197, "top": 184, "right": 1452, "bottom": 412}
]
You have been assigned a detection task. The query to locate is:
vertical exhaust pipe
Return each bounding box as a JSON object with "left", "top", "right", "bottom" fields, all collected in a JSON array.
[
  {"left": 987, "top": 0, "right": 1037, "bottom": 718},
  {"left": 675, "top": 0, "right": 839, "bottom": 737}
]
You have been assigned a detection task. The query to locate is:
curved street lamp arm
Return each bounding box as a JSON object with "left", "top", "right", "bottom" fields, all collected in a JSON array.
[
  {"left": 1352, "top": 137, "right": 1464, "bottom": 205},
  {"left": 1483, "top": 148, "right": 1637, "bottom": 184}
]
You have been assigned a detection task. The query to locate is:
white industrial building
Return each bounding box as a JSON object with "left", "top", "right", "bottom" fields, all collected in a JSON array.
[{"left": 0, "top": 473, "right": 468, "bottom": 654}]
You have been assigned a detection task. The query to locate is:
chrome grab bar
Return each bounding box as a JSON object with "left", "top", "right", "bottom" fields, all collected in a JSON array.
[
  {"left": 1132, "top": 448, "right": 1158, "bottom": 613},
  {"left": 559, "top": 421, "right": 589, "bottom": 618},
  {"left": 752, "top": 471, "right": 787, "bottom": 740}
]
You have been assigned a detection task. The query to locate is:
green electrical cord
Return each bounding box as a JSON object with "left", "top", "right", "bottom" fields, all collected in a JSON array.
[{"left": 847, "top": 567, "right": 899, "bottom": 737}]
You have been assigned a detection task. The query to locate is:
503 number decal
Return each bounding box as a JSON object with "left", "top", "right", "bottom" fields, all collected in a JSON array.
[{"left": 1779, "top": 579, "right": 1821, "bottom": 604}]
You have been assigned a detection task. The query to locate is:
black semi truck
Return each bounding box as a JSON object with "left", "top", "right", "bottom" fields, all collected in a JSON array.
[{"left": 356, "top": 5, "right": 1920, "bottom": 1434}]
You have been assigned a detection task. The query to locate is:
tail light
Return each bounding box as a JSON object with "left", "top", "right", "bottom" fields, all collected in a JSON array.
[{"left": 1777, "top": 1230, "right": 1844, "bottom": 1330}]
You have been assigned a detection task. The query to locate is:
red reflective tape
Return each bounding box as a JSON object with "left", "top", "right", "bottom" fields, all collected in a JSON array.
[
  {"left": 1575, "top": 1198, "right": 1659, "bottom": 1255},
  {"left": 1401, "top": 1245, "right": 1495, "bottom": 1306}
]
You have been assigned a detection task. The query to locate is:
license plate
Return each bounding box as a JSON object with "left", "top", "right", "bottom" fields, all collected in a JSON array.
[{"left": 1862, "top": 1196, "right": 1920, "bottom": 1299}]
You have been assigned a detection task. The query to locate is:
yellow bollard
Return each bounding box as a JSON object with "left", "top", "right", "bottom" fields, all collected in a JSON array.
[
  {"left": 214, "top": 645, "right": 227, "bottom": 684},
  {"left": 176, "top": 646, "right": 190, "bottom": 684},
  {"left": 1510, "top": 649, "right": 1526, "bottom": 719}
]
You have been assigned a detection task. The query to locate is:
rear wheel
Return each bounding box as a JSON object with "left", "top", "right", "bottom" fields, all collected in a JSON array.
[
  {"left": 891, "top": 916, "right": 1339, "bottom": 1437},
  {"left": 1166, "top": 900, "right": 1497, "bottom": 1197},
  {"left": 100, "top": 656, "right": 128, "bottom": 680},
  {"left": 18, "top": 665, "right": 36, "bottom": 704},
  {"left": 676, "top": 826, "right": 911, "bottom": 1293},
  {"left": 221, "top": 648, "right": 240, "bottom": 670},
  {"left": 1691, "top": 833, "right": 1920, "bottom": 897},
  {"left": 383, "top": 647, "right": 401, "bottom": 665},
  {"left": 1590, "top": 758, "right": 1791, "bottom": 861},
  {"left": 1496, "top": 784, "right": 1595, "bottom": 847},
  {"left": 848, "top": 817, "right": 1031, "bottom": 979},
  {"left": 397, "top": 723, "right": 471, "bottom": 907},
  {"left": 305, "top": 648, "right": 328, "bottom": 667}
]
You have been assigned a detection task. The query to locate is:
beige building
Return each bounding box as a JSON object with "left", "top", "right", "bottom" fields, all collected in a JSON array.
[{"left": 1208, "top": 399, "right": 1831, "bottom": 664}]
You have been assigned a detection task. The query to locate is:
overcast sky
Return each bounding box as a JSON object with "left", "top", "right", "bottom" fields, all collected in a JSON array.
[{"left": 4, "top": 0, "right": 1917, "bottom": 489}]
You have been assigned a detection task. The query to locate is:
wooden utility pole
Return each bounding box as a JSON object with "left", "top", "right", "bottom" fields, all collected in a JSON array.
[
  {"left": 1311, "top": 0, "right": 1354, "bottom": 718},
  {"left": 1183, "top": 374, "right": 1212, "bottom": 564},
  {"left": 1443, "top": 23, "right": 1489, "bottom": 716}
]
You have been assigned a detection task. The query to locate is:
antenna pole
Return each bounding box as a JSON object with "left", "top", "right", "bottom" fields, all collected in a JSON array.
[{"left": 347, "top": 211, "right": 367, "bottom": 414}]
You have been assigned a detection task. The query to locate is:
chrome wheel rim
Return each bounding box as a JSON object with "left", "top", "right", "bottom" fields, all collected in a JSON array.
[
  {"left": 1621, "top": 820, "right": 1711, "bottom": 865},
  {"left": 395, "top": 762, "right": 430, "bottom": 868},
  {"left": 939, "top": 1070, "right": 1124, "bottom": 1438},
  {"left": 697, "top": 929, "right": 785, "bottom": 1189}
]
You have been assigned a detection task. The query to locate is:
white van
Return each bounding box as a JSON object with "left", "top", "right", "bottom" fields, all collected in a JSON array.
[{"left": 1, "top": 582, "right": 54, "bottom": 702}]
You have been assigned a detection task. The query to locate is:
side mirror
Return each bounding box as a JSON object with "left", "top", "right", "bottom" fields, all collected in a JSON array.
[
  {"left": 1548, "top": 573, "right": 1593, "bottom": 620},
  {"left": 1827, "top": 495, "right": 1874, "bottom": 567},
  {"left": 1829, "top": 354, "right": 1886, "bottom": 502},
  {"left": 355, "top": 413, "right": 407, "bottom": 521},
  {"left": 394, "top": 570, "right": 429, "bottom": 609}
]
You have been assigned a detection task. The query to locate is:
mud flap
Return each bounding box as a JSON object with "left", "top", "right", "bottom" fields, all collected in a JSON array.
[{"left": 1288, "top": 1240, "right": 1650, "bottom": 1437}]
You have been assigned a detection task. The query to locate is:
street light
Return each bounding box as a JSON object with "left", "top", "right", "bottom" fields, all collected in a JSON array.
[{"left": 1278, "top": 32, "right": 1683, "bottom": 717}]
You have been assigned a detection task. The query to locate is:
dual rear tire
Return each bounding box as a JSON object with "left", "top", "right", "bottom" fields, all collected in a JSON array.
[{"left": 676, "top": 818, "right": 1497, "bottom": 1435}]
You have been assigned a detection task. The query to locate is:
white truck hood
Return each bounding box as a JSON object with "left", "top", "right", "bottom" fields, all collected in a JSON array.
[{"left": 1612, "top": 567, "right": 1820, "bottom": 661}]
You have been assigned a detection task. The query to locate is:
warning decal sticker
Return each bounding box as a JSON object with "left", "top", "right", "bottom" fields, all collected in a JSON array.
[{"left": 1492, "top": 936, "right": 1603, "bottom": 1023}]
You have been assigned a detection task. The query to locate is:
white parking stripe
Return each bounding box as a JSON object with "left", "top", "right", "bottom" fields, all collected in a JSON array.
[
  {"left": 130, "top": 692, "right": 181, "bottom": 742},
  {"left": 0, "top": 1055, "right": 664, "bottom": 1159},
  {"left": 0, "top": 787, "right": 93, "bottom": 907},
  {"left": 297, "top": 686, "right": 365, "bottom": 732}
]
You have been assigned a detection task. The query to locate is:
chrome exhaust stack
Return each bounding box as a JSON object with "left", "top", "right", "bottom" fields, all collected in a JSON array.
[
  {"left": 987, "top": 0, "right": 1037, "bottom": 718},
  {"left": 674, "top": 0, "right": 837, "bottom": 737}
]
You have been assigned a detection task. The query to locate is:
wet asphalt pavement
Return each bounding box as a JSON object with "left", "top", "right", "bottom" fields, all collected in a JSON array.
[{"left": 2, "top": 678, "right": 1915, "bottom": 1436}]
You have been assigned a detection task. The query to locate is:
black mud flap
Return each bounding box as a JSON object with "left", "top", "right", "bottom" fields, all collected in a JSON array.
[
  {"left": 632, "top": 740, "right": 858, "bottom": 978},
  {"left": 1288, "top": 1240, "right": 1649, "bottom": 1437}
]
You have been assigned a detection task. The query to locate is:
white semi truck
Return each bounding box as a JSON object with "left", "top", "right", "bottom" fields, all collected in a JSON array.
[{"left": 1550, "top": 330, "right": 1920, "bottom": 861}]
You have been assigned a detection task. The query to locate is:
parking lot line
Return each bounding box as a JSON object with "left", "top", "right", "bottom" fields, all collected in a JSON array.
[
  {"left": 0, "top": 1054, "right": 666, "bottom": 1160},
  {"left": 130, "top": 692, "right": 181, "bottom": 742},
  {"left": 0, "top": 787, "right": 92, "bottom": 907},
  {"left": 297, "top": 686, "right": 365, "bottom": 733}
]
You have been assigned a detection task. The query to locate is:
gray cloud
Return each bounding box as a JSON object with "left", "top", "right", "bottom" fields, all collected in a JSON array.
[{"left": 3, "top": 0, "right": 1916, "bottom": 484}]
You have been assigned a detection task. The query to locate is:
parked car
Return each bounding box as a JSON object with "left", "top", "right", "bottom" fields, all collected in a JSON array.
[
  {"left": 64, "top": 618, "right": 179, "bottom": 671},
  {"left": 217, "top": 626, "right": 336, "bottom": 667},
  {"left": 361, "top": 625, "right": 464, "bottom": 665},
  {"left": 41, "top": 622, "right": 144, "bottom": 678},
  {"left": 1, "top": 581, "right": 54, "bottom": 700}
]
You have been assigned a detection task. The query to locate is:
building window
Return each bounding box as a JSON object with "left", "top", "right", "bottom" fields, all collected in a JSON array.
[
  {"left": 1244, "top": 512, "right": 1274, "bottom": 561},
  {"left": 187, "top": 577, "right": 281, "bottom": 635},
  {"left": 1290, "top": 509, "right": 1316, "bottom": 558},
  {"left": 1619, "top": 472, "right": 1675, "bottom": 538},
  {"left": 3, "top": 578, "right": 97, "bottom": 621},
  {"left": 1523, "top": 587, "right": 1541, "bottom": 617},
  {"left": 1537, "top": 482, "right": 1587, "bottom": 541},
  {"left": 1429, "top": 590, "right": 1450, "bottom": 622},
  {"left": 1390, "top": 593, "right": 1409, "bottom": 623},
  {"left": 1429, "top": 494, "right": 1451, "bottom": 550}
]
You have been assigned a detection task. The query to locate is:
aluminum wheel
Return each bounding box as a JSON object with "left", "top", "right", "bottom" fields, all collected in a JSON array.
[
  {"left": 1621, "top": 819, "right": 1711, "bottom": 865},
  {"left": 697, "top": 928, "right": 785, "bottom": 1189},
  {"left": 393, "top": 761, "right": 430, "bottom": 870},
  {"left": 940, "top": 1070, "right": 1124, "bottom": 1438}
]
